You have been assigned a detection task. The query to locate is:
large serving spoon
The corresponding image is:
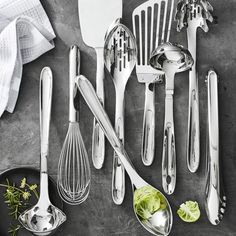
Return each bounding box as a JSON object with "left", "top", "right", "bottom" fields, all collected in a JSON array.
[
  {"left": 75, "top": 75, "right": 172, "bottom": 236},
  {"left": 104, "top": 21, "right": 137, "bottom": 205},
  {"left": 18, "top": 67, "right": 66, "bottom": 235},
  {"left": 150, "top": 43, "right": 193, "bottom": 195}
]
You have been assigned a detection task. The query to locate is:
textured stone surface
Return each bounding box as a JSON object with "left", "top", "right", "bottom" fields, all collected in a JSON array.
[{"left": 0, "top": 0, "right": 235, "bottom": 235}]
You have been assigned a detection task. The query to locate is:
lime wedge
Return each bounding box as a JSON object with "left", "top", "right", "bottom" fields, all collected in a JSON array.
[{"left": 177, "top": 201, "right": 201, "bottom": 223}]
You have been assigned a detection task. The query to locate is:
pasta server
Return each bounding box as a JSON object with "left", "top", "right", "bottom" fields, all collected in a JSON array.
[{"left": 175, "top": 0, "right": 214, "bottom": 173}]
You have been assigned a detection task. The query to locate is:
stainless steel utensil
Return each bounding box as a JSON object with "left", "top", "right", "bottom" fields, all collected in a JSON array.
[
  {"left": 75, "top": 75, "right": 173, "bottom": 236},
  {"left": 150, "top": 43, "right": 193, "bottom": 195},
  {"left": 57, "top": 45, "right": 91, "bottom": 205},
  {"left": 104, "top": 22, "right": 137, "bottom": 205},
  {"left": 18, "top": 67, "right": 66, "bottom": 235},
  {"left": 205, "top": 69, "right": 226, "bottom": 225},
  {"left": 132, "top": 0, "right": 174, "bottom": 166},
  {"left": 78, "top": 0, "right": 123, "bottom": 169},
  {"left": 175, "top": 0, "right": 214, "bottom": 173}
]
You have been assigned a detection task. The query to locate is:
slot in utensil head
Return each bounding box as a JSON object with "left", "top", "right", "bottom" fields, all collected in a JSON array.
[
  {"left": 176, "top": 0, "right": 214, "bottom": 32},
  {"left": 132, "top": 0, "right": 175, "bottom": 83},
  {"left": 104, "top": 23, "right": 137, "bottom": 80}
]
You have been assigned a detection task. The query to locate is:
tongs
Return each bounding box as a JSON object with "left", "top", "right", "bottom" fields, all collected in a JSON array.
[
  {"left": 205, "top": 69, "right": 226, "bottom": 225},
  {"left": 175, "top": 0, "right": 214, "bottom": 173}
]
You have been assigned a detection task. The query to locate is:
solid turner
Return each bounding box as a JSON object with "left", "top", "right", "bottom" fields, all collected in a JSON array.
[
  {"left": 78, "top": 0, "right": 123, "bottom": 169},
  {"left": 132, "top": 0, "right": 174, "bottom": 166}
]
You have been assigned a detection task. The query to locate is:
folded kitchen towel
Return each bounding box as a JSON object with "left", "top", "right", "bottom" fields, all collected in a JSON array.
[{"left": 0, "top": 0, "right": 56, "bottom": 117}]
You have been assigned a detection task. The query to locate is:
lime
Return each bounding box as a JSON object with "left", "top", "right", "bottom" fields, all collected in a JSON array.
[{"left": 177, "top": 201, "right": 201, "bottom": 223}]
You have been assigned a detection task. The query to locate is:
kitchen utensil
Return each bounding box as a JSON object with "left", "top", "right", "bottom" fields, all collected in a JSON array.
[
  {"left": 0, "top": 167, "right": 63, "bottom": 235},
  {"left": 78, "top": 0, "right": 123, "bottom": 169},
  {"left": 175, "top": 0, "right": 214, "bottom": 173},
  {"left": 104, "top": 22, "right": 137, "bottom": 205},
  {"left": 57, "top": 45, "right": 91, "bottom": 205},
  {"left": 132, "top": 0, "right": 175, "bottom": 166},
  {"left": 150, "top": 43, "right": 193, "bottom": 195},
  {"left": 205, "top": 69, "right": 226, "bottom": 225},
  {"left": 75, "top": 75, "right": 173, "bottom": 236},
  {"left": 18, "top": 67, "right": 66, "bottom": 235}
]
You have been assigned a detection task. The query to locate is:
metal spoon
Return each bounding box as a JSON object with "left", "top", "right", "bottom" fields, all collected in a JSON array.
[
  {"left": 18, "top": 67, "right": 66, "bottom": 235},
  {"left": 150, "top": 43, "right": 193, "bottom": 195},
  {"left": 104, "top": 21, "right": 137, "bottom": 205},
  {"left": 75, "top": 75, "right": 173, "bottom": 236}
]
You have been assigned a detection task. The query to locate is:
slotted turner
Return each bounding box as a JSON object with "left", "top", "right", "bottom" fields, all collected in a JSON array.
[
  {"left": 132, "top": 0, "right": 174, "bottom": 166},
  {"left": 78, "top": 0, "right": 123, "bottom": 169}
]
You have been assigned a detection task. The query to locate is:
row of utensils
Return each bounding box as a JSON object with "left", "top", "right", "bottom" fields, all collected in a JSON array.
[
  {"left": 16, "top": 0, "right": 226, "bottom": 235},
  {"left": 78, "top": 0, "right": 220, "bottom": 203}
]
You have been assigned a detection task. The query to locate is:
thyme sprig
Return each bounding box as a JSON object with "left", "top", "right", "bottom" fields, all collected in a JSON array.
[{"left": 0, "top": 178, "right": 39, "bottom": 236}]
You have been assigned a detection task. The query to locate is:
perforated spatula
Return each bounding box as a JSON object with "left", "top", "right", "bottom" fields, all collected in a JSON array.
[{"left": 78, "top": 0, "right": 123, "bottom": 169}]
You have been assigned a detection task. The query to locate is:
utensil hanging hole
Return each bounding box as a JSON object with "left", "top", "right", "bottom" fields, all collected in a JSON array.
[
  {"left": 166, "top": 175, "right": 171, "bottom": 184},
  {"left": 148, "top": 83, "right": 154, "bottom": 91}
]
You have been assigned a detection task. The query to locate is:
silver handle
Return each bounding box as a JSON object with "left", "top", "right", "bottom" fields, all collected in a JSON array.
[
  {"left": 75, "top": 75, "right": 147, "bottom": 189},
  {"left": 39, "top": 67, "right": 53, "bottom": 203},
  {"left": 92, "top": 48, "right": 105, "bottom": 169},
  {"left": 162, "top": 91, "right": 176, "bottom": 195},
  {"left": 112, "top": 88, "right": 125, "bottom": 205},
  {"left": 205, "top": 69, "right": 226, "bottom": 225},
  {"left": 187, "top": 27, "right": 200, "bottom": 173},
  {"left": 142, "top": 83, "right": 155, "bottom": 166},
  {"left": 69, "top": 45, "right": 80, "bottom": 122}
]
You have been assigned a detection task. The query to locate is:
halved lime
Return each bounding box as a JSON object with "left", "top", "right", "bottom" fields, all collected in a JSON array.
[{"left": 177, "top": 201, "right": 201, "bottom": 223}]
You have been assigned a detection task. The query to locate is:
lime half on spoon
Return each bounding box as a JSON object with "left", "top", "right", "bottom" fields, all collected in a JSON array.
[{"left": 177, "top": 201, "right": 201, "bottom": 223}]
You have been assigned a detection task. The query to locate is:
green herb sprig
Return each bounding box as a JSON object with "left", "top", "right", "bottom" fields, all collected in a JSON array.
[{"left": 0, "top": 178, "right": 39, "bottom": 236}]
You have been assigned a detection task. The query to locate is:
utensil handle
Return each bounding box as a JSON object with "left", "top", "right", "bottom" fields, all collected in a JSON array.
[
  {"left": 162, "top": 91, "right": 176, "bottom": 195},
  {"left": 39, "top": 67, "right": 53, "bottom": 202},
  {"left": 92, "top": 48, "right": 105, "bottom": 169},
  {"left": 205, "top": 70, "right": 226, "bottom": 225},
  {"left": 69, "top": 45, "right": 80, "bottom": 122},
  {"left": 187, "top": 27, "right": 200, "bottom": 173},
  {"left": 112, "top": 88, "right": 125, "bottom": 205},
  {"left": 75, "top": 75, "right": 147, "bottom": 189},
  {"left": 142, "top": 83, "right": 155, "bottom": 166}
]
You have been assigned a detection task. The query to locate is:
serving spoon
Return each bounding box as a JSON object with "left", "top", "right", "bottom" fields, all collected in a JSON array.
[
  {"left": 104, "top": 21, "right": 137, "bottom": 205},
  {"left": 150, "top": 43, "right": 193, "bottom": 195},
  {"left": 18, "top": 67, "right": 66, "bottom": 235},
  {"left": 75, "top": 75, "right": 173, "bottom": 236}
]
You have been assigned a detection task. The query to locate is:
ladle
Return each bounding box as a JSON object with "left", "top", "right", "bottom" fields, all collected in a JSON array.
[
  {"left": 75, "top": 75, "right": 173, "bottom": 236},
  {"left": 150, "top": 43, "right": 193, "bottom": 195},
  {"left": 18, "top": 67, "right": 66, "bottom": 235}
]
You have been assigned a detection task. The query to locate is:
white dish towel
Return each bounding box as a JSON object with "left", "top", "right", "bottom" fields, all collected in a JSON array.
[{"left": 0, "top": 0, "right": 55, "bottom": 117}]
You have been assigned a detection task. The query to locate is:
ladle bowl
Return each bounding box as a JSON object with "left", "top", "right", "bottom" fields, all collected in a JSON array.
[{"left": 150, "top": 42, "right": 193, "bottom": 73}]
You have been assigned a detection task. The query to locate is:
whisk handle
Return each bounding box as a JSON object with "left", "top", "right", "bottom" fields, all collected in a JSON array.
[{"left": 69, "top": 45, "right": 80, "bottom": 122}]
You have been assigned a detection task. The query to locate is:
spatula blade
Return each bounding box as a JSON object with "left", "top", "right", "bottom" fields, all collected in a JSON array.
[{"left": 78, "top": 0, "right": 123, "bottom": 48}]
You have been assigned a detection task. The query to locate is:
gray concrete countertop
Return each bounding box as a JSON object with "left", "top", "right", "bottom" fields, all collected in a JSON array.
[{"left": 0, "top": 0, "right": 235, "bottom": 235}]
